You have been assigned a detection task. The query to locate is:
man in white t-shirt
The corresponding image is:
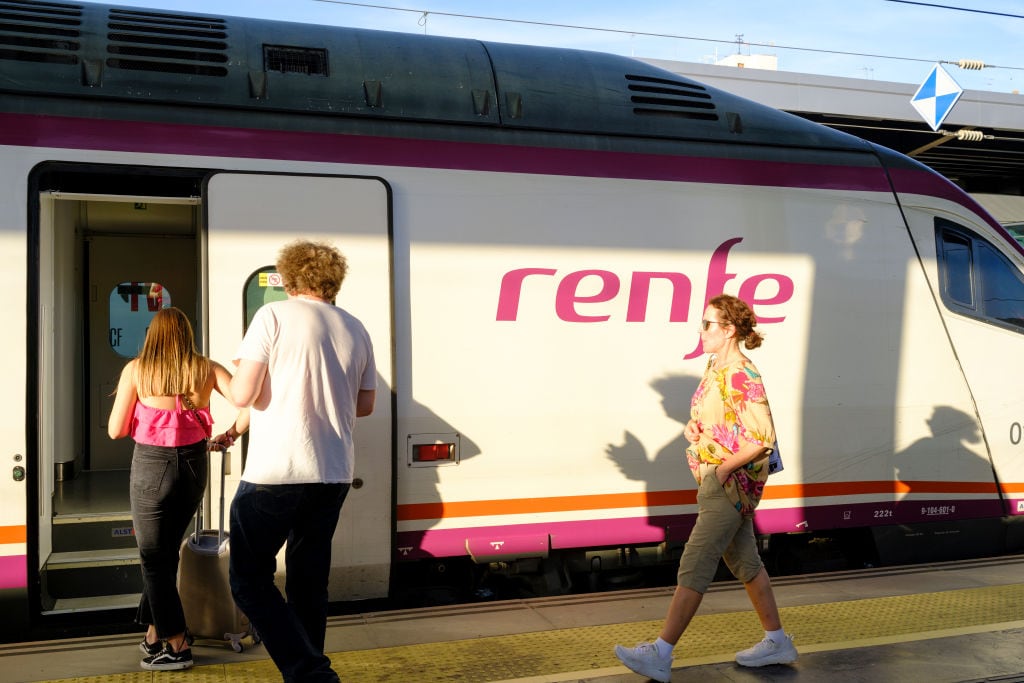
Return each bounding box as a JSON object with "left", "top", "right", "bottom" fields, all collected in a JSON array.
[{"left": 228, "top": 240, "right": 376, "bottom": 683}]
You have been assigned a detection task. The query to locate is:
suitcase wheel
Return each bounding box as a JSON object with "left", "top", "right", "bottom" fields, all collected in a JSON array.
[{"left": 224, "top": 633, "right": 245, "bottom": 652}]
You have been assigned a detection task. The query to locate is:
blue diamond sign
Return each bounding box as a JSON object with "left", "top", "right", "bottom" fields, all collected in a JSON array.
[{"left": 911, "top": 63, "right": 964, "bottom": 131}]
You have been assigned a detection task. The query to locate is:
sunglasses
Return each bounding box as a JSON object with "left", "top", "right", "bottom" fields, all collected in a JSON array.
[{"left": 701, "top": 319, "right": 728, "bottom": 331}]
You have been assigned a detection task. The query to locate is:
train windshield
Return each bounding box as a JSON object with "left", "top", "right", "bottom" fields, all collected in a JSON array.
[{"left": 937, "top": 219, "right": 1024, "bottom": 331}]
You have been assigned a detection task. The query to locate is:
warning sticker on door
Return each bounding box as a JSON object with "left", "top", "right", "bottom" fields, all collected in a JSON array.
[{"left": 259, "top": 272, "right": 283, "bottom": 288}]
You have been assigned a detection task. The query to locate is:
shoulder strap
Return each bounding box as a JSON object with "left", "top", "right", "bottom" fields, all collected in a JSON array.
[{"left": 179, "top": 394, "right": 211, "bottom": 437}]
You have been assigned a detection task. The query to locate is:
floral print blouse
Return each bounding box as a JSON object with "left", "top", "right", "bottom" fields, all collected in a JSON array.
[{"left": 686, "top": 356, "right": 776, "bottom": 516}]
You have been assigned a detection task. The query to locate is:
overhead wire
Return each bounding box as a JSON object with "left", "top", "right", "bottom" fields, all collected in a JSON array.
[
  {"left": 312, "top": 0, "right": 1024, "bottom": 72},
  {"left": 883, "top": 0, "right": 1024, "bottom": 20}
]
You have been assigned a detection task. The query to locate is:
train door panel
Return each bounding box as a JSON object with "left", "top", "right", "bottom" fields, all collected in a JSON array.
[
  {"left": 205, "top": 172, "right": 394, "bottom": 600},
  {"left": 36, "top": 193, "right": 68, "bottom": 573}
]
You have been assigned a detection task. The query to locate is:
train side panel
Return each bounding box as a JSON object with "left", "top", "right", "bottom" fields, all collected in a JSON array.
[
  {"left": 0, "top": 147, "right": 30, "bottom": 632},
  {"left": 894, "top": 171, "right": 1024, "bottom": 522},
  {"left": 0, "top": 0, "right": 1020, "bottom": 639},
  {"left": 388, "top": 167, "right": 996, "bottom": 560},
  {"left": 4, "top": 124, "right": 1020, "bottom": 640}
]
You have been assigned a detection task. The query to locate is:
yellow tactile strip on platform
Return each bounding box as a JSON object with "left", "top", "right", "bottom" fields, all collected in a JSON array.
[{"left": 45, "top": 583, "right": 1024, "bottom": 683}]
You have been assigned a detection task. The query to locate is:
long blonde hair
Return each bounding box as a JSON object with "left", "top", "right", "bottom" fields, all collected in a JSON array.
[{"left": 134, "top": 307, "right": 210, "bottom": 398}]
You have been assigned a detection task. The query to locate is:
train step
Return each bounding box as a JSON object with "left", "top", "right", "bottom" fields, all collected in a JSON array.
[
  {"left": 44, "top": 592, "right": 142, "bottom": 616},
  {"left": 52, "top": 515, "right": 137, "bottom": 553},
  {"left": 43, "top": 549, "right": 142, "bottom": 601}
]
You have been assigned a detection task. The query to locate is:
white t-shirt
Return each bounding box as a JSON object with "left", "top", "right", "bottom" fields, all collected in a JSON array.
[{"left": 235, "top": 298, "right": 376, "bottom": 484}]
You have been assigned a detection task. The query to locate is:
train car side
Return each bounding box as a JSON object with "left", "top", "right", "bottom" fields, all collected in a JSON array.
[{"left": 1, "top": 0, "right": 1022, "bottom": 640}]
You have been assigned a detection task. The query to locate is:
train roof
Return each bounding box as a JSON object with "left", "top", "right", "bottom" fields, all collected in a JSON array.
[{"left": 2, "top": 0, "right": 876, "bottom": 154}]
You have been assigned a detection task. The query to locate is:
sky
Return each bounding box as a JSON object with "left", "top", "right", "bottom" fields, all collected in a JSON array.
[{"left": 78, "top": 0, "right": 1024, "bottom": 94}]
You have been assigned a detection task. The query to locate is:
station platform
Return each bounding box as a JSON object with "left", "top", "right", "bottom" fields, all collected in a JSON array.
[{"left": 3, "top": 554, "right": 1023, "bottom": 683}]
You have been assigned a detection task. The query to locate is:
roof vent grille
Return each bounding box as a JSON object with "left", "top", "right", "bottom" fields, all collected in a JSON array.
[
  {"left": 0, "top": 0, "right": 82, "bottom": 65},
  {"left": 106, "top": 7, "right": 228, "bottom": 76},
  {"left": 264, "top": 45, "right": 328, "bottom": 76},
  {"left": 626, "top": 74, "right": 718, "bottom": 121}
]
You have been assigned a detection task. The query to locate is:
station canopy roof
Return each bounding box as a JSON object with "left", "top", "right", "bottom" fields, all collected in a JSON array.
[{"left": 644, "top": 59, "right": 1024, "bottom": 196}]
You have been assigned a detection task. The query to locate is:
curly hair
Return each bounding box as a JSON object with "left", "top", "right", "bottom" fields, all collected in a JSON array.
[
  {"left": 709, "top": 294, "right": 764, "bottom": 350},
  {"left": 276, "top": 240, "right": 348, "bottom": 301}
]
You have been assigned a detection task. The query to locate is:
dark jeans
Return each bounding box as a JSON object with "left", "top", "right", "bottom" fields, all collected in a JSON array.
[
  {"left": 229, "top": 481, "right": 349, "bottom": 683},
  {"left": 130, "top": 440, "right": 207, "bottom": 638}
]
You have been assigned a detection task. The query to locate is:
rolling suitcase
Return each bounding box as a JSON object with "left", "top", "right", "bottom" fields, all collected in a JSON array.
[{"left": 178, "top": 445, "right": 260, "bottom": 652}]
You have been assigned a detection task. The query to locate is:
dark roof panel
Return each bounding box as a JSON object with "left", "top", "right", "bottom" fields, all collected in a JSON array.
[{"left": 0, "top": 0, "right": 874, "bottom": 152}]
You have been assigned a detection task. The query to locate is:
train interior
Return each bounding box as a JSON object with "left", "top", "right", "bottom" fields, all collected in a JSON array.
[{"left": 35, "top": 167, "right": 203, "bottom": 616}]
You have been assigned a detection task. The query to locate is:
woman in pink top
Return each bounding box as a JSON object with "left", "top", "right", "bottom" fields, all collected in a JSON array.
[{"left": 108, "top": 307, "right": 247, "bottom": 671}]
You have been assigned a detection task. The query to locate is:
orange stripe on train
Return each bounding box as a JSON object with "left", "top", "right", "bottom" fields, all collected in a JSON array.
[
  {"left": 0, "top": 526, "right": 27, "bottom": 544},
  {"left": 396, "top": 480, "right": 1013, "bottom": 522}
]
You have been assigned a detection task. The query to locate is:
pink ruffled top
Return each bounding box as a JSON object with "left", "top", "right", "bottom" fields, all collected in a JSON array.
[{"left": 130, "top": 395, "right": 212, "bottom": 447}]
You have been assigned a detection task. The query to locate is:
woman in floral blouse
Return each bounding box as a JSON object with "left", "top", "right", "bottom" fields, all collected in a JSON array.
[{"left": 615, "top": 295, "right": 797, "bottom": 682}]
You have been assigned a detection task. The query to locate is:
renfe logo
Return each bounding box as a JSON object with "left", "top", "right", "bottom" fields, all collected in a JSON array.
[{"left": 496, "top": 238, "right": 794, "bottom": 358}]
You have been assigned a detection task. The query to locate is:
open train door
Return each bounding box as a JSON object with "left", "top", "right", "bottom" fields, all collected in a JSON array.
[{"left": 205, "top": 172, "right": 394, "bottom": 601}]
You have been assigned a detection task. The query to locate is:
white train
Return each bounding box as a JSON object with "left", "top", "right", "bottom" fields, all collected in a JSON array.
[{"left": 1, "top": 0, "right": 1022, "bottom": 640}]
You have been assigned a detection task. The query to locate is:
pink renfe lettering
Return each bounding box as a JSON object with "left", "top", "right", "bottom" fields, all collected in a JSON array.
[
  {"left": 555, "top": 270, "right": 619, "bottom": 322},
  {"left": 626, "top": 272, "right": 692, "bottom": 322},
  {"left": 495, "top": 238, "right": 794, "bottom": 343},
  {"left": 496, "top": 268, "right": 557, "bottom": 321}
]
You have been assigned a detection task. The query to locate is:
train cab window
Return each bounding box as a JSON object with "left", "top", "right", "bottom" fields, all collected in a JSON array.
[
  {"left": 242, "top": 267, "right": 288, "bottom": 330},
  {"left": 978, "top": 244, "right": 1024, "bottom": 328},
  {"left": 108, "top": 282, "right": 172, "bottom": 357},
  {"left": 937, "top": 221, "right": 1024, "bottom": 332},
  {"left": 1006, "top": 222, "right": 1024, "bottom": 248},
  {"left": 940, "top": 232, "right": 973, "bottom": 306}
]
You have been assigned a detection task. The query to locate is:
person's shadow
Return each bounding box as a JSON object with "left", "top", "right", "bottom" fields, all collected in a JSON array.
[
  {"left": 887, "top": 405, "right": 1004, "bottom": 563},
  {"left": 895, "top": 405, "right": 988, "bottom": 490},
  {"left": 386, "top": 390, "right": 482, "bottom": 605},
  {"left": 605, "top": 373, "right": 701, "bottom": 541}
]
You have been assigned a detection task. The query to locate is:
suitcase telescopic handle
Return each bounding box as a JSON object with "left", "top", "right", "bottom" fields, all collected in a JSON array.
[
  {"left": 217, "top": 444, "right": 228, "bottom": 546},
  {"left": 195, "top": 441, "right": 230, "bottom": 545}
]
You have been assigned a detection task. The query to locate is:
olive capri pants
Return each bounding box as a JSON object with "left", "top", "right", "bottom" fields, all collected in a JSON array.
[{"left": 677, "top": 466, "right": 763, "bottom": 593}]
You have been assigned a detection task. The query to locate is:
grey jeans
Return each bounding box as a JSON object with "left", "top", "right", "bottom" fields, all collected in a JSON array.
[{"left": 130, "top": 440, "right": 207, "bottom": 637}]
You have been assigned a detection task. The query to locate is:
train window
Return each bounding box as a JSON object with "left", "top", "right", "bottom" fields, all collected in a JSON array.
[
  {"left": 1007, "top": 222, "right": 1024, "bottom": 248},
  {"left": 940, "top": 232, "right": 974, "bottom": 307},
  {"left": 978, "top": 245, "right": 1024, "bottom": 328},
  {"left": 936, "top": 221, "right": 1024, "bottom": 332},
  {"left": 242, "top": 267, "right": 288, "bottom": 331},
  {"left": 108, "top": 282, "right": 172, "bottom": 357}
]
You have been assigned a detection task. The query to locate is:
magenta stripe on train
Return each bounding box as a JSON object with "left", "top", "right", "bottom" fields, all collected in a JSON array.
[
  {"left": 0, "top": 555, "right": 27, "bottom": 590},
  {"left": 0, "top": 112, "right": 891, "bottom": 190},
  {"left": 5, "top": 112, "right": 1010, "bottom": 246},
  {"left": 396, "top": 498, "right": 1004, "bottom": 560}
]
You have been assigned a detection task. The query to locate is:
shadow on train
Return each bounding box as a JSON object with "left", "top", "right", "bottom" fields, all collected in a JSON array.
[{"left": 381, "top": 386, "right": 1024, "bottom": 611}]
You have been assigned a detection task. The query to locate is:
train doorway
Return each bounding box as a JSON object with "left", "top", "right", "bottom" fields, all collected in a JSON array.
[
  {"left": 31, "top": 164, "right": 394, "bottom": 624},
  {"left": 36, "top": 185, "right": 202, "bottom": 616}
]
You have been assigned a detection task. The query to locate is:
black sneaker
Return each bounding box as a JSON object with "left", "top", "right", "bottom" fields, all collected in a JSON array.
[
  {"left": 138, "top": 637, "right": 162, "bottom": 656},
  {"left": 141, "top": 643, "right": 193, "bottom": 671}
]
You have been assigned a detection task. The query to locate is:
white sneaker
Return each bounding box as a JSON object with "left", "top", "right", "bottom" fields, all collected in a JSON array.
[
  {"left": 735, "top": 634, "right": 798, "bottom": 667},
  {"left": 614, "top": 641, "right": 672, "bottom": 682}
]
